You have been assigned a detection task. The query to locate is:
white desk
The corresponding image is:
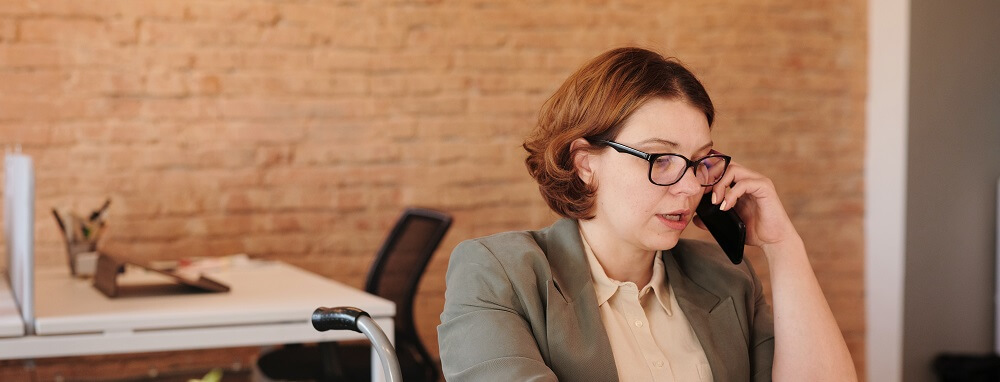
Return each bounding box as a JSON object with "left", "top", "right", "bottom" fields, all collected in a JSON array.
[
  {"left": 0, "top": 279, "right": 25, "bottom": 338},
  {"left": 0, "top": 260, "right": 394, "bottom": 381}
]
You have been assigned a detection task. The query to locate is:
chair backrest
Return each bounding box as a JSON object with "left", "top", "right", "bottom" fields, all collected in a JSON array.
[{"left": 364, "top": 208, "right": 452, "bottom": 329}]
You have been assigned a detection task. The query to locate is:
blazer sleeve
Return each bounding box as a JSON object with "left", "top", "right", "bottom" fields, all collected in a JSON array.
[
  {"left": 747, "top": 257, "right": 776, "bottom": 381},
  {"left": 437, "top": 239, "right": 558, "bottom": 382}
]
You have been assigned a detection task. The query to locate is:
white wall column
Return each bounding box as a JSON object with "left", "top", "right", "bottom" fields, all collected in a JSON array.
[{"left": 865, "top": 0, "right": 910, "bottom": 381}]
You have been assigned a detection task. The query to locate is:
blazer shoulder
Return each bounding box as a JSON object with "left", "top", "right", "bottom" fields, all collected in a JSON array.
[
  {"left": 462, "top": 230, "right": 546, "bottom": 259},
  {"left": 450, "top": 230, "right": 553, "bottom": 277}
]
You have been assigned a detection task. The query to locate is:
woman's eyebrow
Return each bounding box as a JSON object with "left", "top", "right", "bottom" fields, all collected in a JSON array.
[
  {"left": 636, "top": 138, "right": 678, "bottom": 148},
  {"left": 636, "top": 138, "right": 714, "bottom": 153},
  {"left": 695, "top": 141, "right": 714, "bottom": 153}
]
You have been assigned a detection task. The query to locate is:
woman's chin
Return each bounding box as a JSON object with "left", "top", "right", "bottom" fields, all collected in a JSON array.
[{"left": 642, "top": 233, "right": 681, "bottom": 251}]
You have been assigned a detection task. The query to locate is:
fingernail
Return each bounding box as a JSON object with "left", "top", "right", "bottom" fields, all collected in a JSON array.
[
  {"left": 720, "top": 199, "right": 727, "bottom": 210},
  {"left": 712, "top": 192, "right": 718, "bottom": 204}
]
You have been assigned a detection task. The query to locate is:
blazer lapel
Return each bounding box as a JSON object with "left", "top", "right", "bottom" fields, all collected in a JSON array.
[
  {"left": 534, "top": 219, "right": 619, "bottom": 382},
  {"left": 664, "top": 251, "right": 750, "bottom": 382}
]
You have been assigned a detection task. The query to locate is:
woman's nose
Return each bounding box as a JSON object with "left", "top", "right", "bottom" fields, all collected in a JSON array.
[{"left": 669, "top": 167, "right": 702, "bottom": 195}]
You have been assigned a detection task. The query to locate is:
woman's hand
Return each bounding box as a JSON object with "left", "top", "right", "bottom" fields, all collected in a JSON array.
[{"left": 706, "top": 162, "right": 800, "bottom": 250}]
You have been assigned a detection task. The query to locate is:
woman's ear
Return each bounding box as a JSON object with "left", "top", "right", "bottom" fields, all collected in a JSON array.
[{"left": 571, "top": 138, "right": 597, "bottom": 185}]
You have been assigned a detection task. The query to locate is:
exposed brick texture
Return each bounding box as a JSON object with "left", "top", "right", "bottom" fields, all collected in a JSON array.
[{"left": 0, "top": 0, "right": 866, "bottom": 379}]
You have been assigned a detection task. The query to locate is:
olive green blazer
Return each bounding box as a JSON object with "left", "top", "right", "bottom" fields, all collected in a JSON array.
[{"left": 437, "top": 218, "right": 774, "bottom": 382}]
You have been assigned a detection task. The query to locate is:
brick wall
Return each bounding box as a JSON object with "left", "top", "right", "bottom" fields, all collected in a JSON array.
[{"left": 0, "top": 0, "right": 866, "bottom": 379}]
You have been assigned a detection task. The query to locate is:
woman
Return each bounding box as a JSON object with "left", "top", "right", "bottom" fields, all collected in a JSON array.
[{"left": 437, "top": 47, "right": 857, "bottom": 381}]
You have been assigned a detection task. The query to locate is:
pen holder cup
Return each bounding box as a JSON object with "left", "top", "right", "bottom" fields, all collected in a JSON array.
[{"left": 66, "top": 241, "right": 99, "bottom": 277}]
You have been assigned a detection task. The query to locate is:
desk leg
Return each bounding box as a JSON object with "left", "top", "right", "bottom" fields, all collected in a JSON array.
[{"left": 371, "top": 317, "right": 395, "bottom": 382}]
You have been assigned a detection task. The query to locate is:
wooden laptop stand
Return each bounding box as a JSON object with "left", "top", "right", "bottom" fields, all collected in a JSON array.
[{"left": 93, "top": 253, "right": 230, "bottom": 298}]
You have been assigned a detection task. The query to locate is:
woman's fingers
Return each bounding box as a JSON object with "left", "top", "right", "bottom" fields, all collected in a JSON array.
[
  {"left": 713, "top": 161, "right": 777, "bottom": 211},
  {"left": 720, "top": 176, "right": 771, "bottom": 211},
  {"left": 712, "top": 162, "right": 759, "bottom": 208},
  {"left": 712, "top": 164, "right": 737, "bottom": 204},
  {"left": 720, "top": 182, "right": 741, "bottom": 211},
  {"left": 711, "top": 163, "right": 738, "bottom": 204}
]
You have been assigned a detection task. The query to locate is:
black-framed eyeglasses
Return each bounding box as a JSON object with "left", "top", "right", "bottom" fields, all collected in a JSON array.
[{"left": 593, "top": 139, "right": 731, "bottom": 187}]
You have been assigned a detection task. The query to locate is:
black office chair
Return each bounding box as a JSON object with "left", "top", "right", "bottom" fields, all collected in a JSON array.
[{"left": 257, "top": 207, "right": 452, "bottom": 382}]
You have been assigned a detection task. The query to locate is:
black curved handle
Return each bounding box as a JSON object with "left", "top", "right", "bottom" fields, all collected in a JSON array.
[{"left": 312, "top": 306, "right": 370, "bottom": 333}]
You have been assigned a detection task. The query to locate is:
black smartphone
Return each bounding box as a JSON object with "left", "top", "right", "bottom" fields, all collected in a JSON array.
[{"left": 695, "top": 193, "right": 746, "bottom": 264}]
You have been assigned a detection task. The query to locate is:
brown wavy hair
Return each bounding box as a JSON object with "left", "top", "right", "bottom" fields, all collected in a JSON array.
[{"left": 523, "top": 47, "right": 715, "bottom": 219}]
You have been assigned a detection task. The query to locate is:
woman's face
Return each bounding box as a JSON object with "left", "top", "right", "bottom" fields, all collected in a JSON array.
[{"left": 582, "top": 97, "right": 713, "bottom": 252}]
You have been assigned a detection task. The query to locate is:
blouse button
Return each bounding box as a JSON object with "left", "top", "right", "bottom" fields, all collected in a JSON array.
[
  {"left": 653, "top": 360, "right": 664, "bottom": 368},
  {"left": 634, "top": 320, "right": 643, "bottom": 327}
]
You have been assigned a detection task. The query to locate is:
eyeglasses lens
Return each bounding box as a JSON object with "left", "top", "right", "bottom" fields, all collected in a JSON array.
[
  {"left": 696, "top": 156, "right": 727, "bottom": 185},
  {"left": 650, "top": 155, "right": 727, "bottom": 186}
]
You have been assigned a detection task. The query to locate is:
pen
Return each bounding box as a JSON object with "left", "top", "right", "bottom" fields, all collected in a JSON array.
[
  {"left": 89, "top": 199, "right": 111, "bottom": 222},
  {"left": 52, "top": 208, "right": 66, "bottom": 233}
]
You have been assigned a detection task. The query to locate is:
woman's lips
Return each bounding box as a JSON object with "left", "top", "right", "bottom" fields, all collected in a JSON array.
[{"left": 657, "top": 211, "right": 690, "bottom": 230}]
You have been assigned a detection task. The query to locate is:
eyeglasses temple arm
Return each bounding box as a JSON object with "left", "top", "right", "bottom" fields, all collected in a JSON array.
[{"left": 600, "top": 140, "right": 652, "bottom": 161}]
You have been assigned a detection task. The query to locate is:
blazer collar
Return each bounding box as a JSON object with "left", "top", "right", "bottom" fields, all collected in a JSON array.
[
  {"left": 663, "top": 248, "right": 747, "bottom": 382},
  {"left": 535, "top": 218, "right": 595, "bottom": 301},
  {"left": 535, "top": 219, "right": 619, "bottom": 381},
  {"left": 662, "top": 248, "right": 722, "bottom": 314}
]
